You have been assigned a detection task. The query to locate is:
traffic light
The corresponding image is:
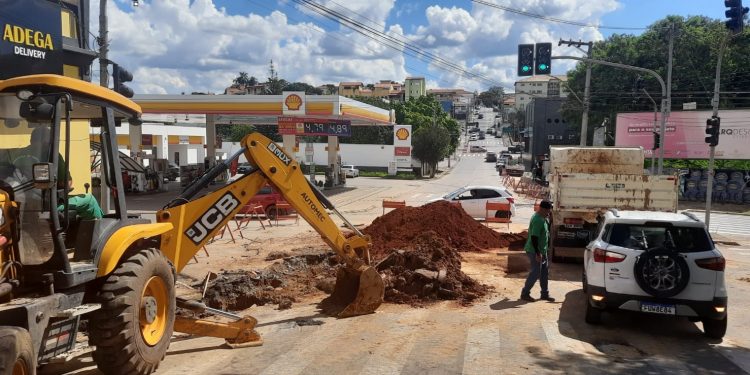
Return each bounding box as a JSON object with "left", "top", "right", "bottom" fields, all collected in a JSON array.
[
  {"left": 705, "top": 116, "right": 721, "bottom": 147},
  {"left": 725, "top": 0, "right": 749, "bottom": 34},
  {"left": 517, "top": 44, "right": 534, "bottom": 77},
  {"left": 535, "top": 43, "right": 552, "bottom": 75},
  {"left": 112, "top": 64, "right": 134, "bottom": 98},
  {"left": 652, "top": 131, "right": 660, "bottom": 151}
]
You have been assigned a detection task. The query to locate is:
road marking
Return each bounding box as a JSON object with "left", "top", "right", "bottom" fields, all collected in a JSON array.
[
  {"left": 715, "top": 340, "right": 750, "bottom": 373},
  {"left": 258, "top": 319, "right": 350, "bottom": 375},
  {"left": 541, "top": 321, "right": 590, "bottom": 353},
  {"left": 358, "top": 309, "right": 429, "bottom": 375},
  {"left": 461, "top": 319, "right": 500, "bottom": 375}
]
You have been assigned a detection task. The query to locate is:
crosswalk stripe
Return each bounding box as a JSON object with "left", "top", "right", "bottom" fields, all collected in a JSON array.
[
  {"left": 258, "top": 318, "right": 352, "bottom": 375},
  {"left": 541, "top": 321, "right": 590, "bottom": 353},
  {"left": 358, "top": 309, "right": 430, "bottom": 375},
  {"left": 461, "top": 317, "right": 500, "bottom": 375}
]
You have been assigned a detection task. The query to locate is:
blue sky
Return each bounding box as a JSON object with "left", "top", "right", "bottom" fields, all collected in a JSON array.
[{"left": 103, "top": 1, "right": 731, "bottom": 94}]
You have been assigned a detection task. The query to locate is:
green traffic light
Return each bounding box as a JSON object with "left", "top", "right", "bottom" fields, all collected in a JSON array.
[
  {"left": 522, "top": 66, "right": 530, "bottom": 72},
  {"left": 538, "top": 64, "right": 548, "bottom": 71}
]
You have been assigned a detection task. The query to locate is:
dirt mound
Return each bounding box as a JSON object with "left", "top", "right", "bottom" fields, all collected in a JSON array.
[
  {"left": 205, "top": 252, "right": 338, "bottom": 311},
  {"left": 364, "top": 200, "right": 526, "bottom": 258},
  {"left": 376, "top": 231, "right": 491, "bottom": 306}
]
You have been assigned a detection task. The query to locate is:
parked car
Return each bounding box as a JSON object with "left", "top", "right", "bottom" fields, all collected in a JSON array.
[
  {"left": 485, "top": 152, "right": 497, "bottom": 162},
  {"left": 469, "top": 127, "right": 480, "bottom": 133},
  {"left": 342, "top": 165, "right": 359, "bottom": 177},
  {"left": 478, "top": 114, "right": 484, "bottom": 119},
  {"left": 478, "top": 132, "right": 485, "bottom": 140},
  {"left": 583, "top": 210, "right": 727, "bottom": 338},
  {"left": 244, "top": 184, "right": 286, "bottom": 219},
  {"left": 430, "top": 186, "right": 515, "bottom": 218},
  {"left": 237, "top": 162, "right": 253, "bottom": 174},
  {"left": 494, "top": 133, "right": 502, "bottom": 138},
  {"left": 470, "top": 145, "right": 487, "bottom": 153},
  {"left": 469, "top": 134, "right": 479, "bottom": 141},
  {"left": 165, "top": 162, "right": 179, "bottom": 181},
  {"left": 495, "top": 159, "right": 506, "bottom": 171}
]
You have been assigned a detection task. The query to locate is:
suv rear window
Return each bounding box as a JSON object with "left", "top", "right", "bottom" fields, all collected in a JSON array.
[{"left": 607, "top": 224, "right": 713, "bottom": 253}]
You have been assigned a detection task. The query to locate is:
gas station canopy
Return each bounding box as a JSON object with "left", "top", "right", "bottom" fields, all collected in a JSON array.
[{"left": 133, "top": 94, "right": 394, "bottom": 126}]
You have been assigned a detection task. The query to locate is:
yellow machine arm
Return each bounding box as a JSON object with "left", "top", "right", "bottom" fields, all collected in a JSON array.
[{"left": 155, "top": 133, "right": 384, "bottom": 346}]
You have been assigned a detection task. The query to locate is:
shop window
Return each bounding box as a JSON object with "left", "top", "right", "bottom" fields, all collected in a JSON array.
[{"left": 61, "top": 9, "right": 78, "bottom": 39}]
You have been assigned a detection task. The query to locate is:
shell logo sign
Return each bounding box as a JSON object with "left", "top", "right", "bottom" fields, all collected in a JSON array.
[
  {"left": 285, "top": 94, "right": 303, "bottom": 110},
  {"left": 282, "top": 91, "right": 306, "bottom": 115},
  {"left": 396, "top": 127, "right": 410, "bottom": 141}
]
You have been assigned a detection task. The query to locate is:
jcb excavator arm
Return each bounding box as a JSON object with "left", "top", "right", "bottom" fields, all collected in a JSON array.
[{"left": 155, "top": 133, "right": 384, "bottom": 346}]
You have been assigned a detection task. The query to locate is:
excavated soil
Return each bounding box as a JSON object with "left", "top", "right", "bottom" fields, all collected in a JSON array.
[
  {"left": 205, "top": 251, "right": 338, "bottom": 311},
  {"left": 364, "top": 200, "right": 526, "bottom": 258},
  {"left": 375, "top": 231, "right": 491, "bottom": 306},
  {"left": 205, "top": 201, "right": 523, "bottom": 311}
]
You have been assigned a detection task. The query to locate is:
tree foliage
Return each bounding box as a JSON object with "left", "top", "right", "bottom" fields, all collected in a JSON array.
[
  {"left": 232, "top": 72, "right": 258, "bottom": 87},
  {"left": 412, "top": 123, "right": 451, "bottom": 178},
  {"left": 477, "top": 86, "right": 505, "bottom": 107},
  {"left": 283, "top": 82, "right": 323, "bottom": 95},
  {"left": 564, "top": 16, "right": 750, "bottom": 144}
]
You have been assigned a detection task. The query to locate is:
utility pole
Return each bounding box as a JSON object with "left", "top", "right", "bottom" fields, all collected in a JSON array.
[
  {"left": 551, "top": 56, "right": 668, "bottom": 163},
  {"left": 706, "top": 35, "right": 729, "bottom": 228},
  {"left": 98, "top": 0, "right": 109, "bottom": 87},
  {"left": 558, "top": 39, "right": 593, "bottom": 146},
  {"left": 660, "top": 23, "right": 675, "bottom": 175}
]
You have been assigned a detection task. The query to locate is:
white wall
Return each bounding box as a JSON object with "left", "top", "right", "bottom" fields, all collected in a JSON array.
[{"left": 169, "top": 144, "right": 205, "bottom": 166}]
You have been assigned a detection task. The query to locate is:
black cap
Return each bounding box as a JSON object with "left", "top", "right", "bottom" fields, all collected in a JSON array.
[{"left": 540, "top": 200, "right": 553, "bottom": 209}]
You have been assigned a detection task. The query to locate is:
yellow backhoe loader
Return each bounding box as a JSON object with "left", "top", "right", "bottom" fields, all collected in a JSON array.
[{"left": 0, "top": 75, "right": 383, "bottom": 375}]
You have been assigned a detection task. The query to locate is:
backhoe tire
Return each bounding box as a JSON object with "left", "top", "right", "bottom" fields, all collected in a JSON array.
[
  {"left": 0, "top": 326, "right": 35, "bottom": 375},
  {"left": 89, "top": 248, "right": 175, "bottom": 375}
]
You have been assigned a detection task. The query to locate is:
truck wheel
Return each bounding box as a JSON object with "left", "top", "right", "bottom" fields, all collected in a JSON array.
[
  {"left": 89, "top": 248, "right": 175, "bottom": 375},
  {"left": 702, "top": 316, "right": 727, "bottom": 339},
  {"left": 585, "top": 300, "right": 602, "bottom": 325},
  {"left": 0, "top": 327, "right": 35, "bottom": 375}
]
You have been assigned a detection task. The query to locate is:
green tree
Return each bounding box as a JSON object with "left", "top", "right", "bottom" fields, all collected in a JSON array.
[
  {"left": 228, "top": 124, "right": 256, "bottom": 142},
  {"left": 563, "top": 15, "right": 750, "bottom": 144},
  {"left": 477, "top": 86, "right": 505, "bottom": 107},
  {"left": 265, "top": 60, "right": 287, "bottom": 95},
  {"left": 412, "top": 123, "right": 451, "bottom": 178},
  {"left": 232, "top": 72, "right": 257, "bottom": 86},
  {"left": 282, "top": 82, "right": 323, "bottom": 94}
]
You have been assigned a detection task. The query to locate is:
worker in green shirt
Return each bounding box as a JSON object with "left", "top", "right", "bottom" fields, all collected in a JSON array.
[{"left": 521, "top": 200, "right": 554, "bottom": 302}]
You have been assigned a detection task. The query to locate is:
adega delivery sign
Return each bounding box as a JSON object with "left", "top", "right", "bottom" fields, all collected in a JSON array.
[
  {"left": 615, "top": 110, "right": 750, "bottom": 160},
  {"left": 0, "top": 0, "right": 63, "bottom": 79}
]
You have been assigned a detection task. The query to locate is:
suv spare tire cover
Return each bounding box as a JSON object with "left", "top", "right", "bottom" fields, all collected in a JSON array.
[{"left": 634, "top": 248, "right": 690, "bottom": 298}]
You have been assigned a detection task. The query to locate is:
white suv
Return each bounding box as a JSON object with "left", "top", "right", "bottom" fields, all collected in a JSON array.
[{"left": 582, "top": 210, "right": 727, "bottom": 338}]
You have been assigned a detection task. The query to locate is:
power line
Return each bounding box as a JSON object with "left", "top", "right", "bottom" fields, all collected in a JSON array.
[
  {"left": 291, "top": 0, "right": 504, "bottom": 87},
  {"left": 471, "top": 0, "right": 648, "bottom": 31}
]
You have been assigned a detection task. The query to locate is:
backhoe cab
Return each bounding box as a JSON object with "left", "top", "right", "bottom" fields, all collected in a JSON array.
[{"left": 0, "top": 75, "right": 383, "bottom": 375}]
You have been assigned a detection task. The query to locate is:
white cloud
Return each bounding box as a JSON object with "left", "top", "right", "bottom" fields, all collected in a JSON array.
[{"left": 93, "top": 0, "right": 623, "bottom": 95}]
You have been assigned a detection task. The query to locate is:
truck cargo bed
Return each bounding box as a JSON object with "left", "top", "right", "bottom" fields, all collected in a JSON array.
[{"left": 550, "top": 173, "right": 678, "bottom": 213}]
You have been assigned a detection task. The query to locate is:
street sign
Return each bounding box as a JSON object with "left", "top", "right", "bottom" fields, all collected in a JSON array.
[{"left": 683, "top": 102, "right": 697, "bottom": 110}]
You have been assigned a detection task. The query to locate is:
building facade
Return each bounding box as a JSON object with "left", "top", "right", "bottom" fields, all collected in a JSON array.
[
  {"left": 404, "top": 77, "right": 426, "bottom": 101},
  {"left": 514, "top": 75, "right": 569, "bottom": 111},
  {"left": 338, "top": 82, "right": 364, "bottom": 97},
  {"left": 524, "top": 98, "right": 579, "bottom": 169}
]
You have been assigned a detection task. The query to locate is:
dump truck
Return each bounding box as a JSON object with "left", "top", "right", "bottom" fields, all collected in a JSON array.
[
  {"left": 0, "top": 75, "right": 384, "bottom": 374},
  {"left": 547, "top": 146, "right": 678, "bottom": 261}
]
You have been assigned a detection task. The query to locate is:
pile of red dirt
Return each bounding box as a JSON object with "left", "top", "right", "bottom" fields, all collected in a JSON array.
[
  {"left": 364, "top": 200, "right": 527, "bottom": 259},
  {"left": 375, "top": 231, "right": 490, "bottom": 306}
]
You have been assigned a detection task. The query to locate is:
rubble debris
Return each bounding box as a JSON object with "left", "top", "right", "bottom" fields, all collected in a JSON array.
[
  {"left": 363, "top": 201, "right": 527, "bottom": 258},
  {"left": 375, "top": 231, "right": 491, "bottom": 306},
  {"left": 265, "top": 251, "right": 292, "bottom": 261},
  {"left": 205, "top": 252, "right": 337, "bottom": 311}
]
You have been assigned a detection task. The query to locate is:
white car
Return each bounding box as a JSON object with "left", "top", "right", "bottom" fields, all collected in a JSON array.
[
  {"left": 342, "top": 165, "right": 359, "bottom": 178},
  {"left": 431, "top": 185, "right": 516, "bottom": 219},
  {"left": 469, "top": 134, "right": 479, "bottom": 141},
  {"left": 583, "top": 210, "right": 727, "bottom": 338}
]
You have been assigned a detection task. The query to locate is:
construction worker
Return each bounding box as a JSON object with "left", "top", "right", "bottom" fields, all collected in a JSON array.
[{"left": 521, "top": 200, "right": 554, "bottom": 302}]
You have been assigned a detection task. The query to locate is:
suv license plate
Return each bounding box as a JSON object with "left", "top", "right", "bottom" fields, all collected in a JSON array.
[{"left": 640, "top": 302, "right": 675, "bottom": 315}]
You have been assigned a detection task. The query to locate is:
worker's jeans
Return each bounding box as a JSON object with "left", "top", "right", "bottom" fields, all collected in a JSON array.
[{"left": 521, "top": 253, "right": 549, "bottom": 297}]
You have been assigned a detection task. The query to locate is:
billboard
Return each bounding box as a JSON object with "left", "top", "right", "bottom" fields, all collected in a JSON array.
[
  {"left": 615, "top": 110, "right": 750, "bottom": 160},
  {"left": 0, "top": 0, "right": 63, "bottom": 78}
]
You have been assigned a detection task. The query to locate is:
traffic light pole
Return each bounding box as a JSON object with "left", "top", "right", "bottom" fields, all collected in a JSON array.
[
  {"left": 558, "top": 40, "right": 593, "bottom": 146},
  {"left": 552, "top": 55, "right": 668, "bottom": 170},
  {"left": 705, "top": 35, "right": 729, "bottom": 228}
]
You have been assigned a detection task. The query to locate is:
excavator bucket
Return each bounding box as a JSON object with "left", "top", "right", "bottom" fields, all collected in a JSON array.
[{"left": 324, "top": 264, "right": 384, "bottom": 318}]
